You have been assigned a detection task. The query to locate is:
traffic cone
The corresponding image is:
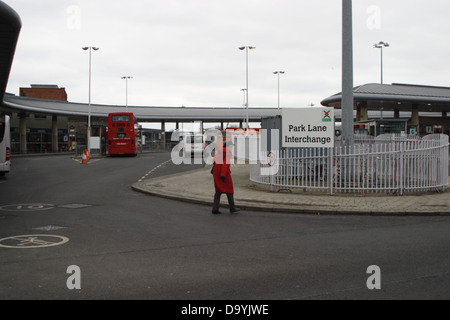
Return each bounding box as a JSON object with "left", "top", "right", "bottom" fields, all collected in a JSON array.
[
  {"left": 86, "top": 149, "right": 90, "bottom": 161},
  {"left": 81, "top": 150, "right": 87, "bottom": 164}
]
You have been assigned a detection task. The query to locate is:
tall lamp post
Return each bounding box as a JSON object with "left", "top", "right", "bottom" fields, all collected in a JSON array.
[
  {"left": 239, "top": 46, "right": 255, "bottom": 131},
  {"left": 373, "top": 41, "right": 389, "bottom": 84},
  {"left": 273, "top": 71, "right": 285, "bottom": 110},
  {"left": 240, "top": 88, "right": 247, "bottom": 128},
  {"left": 342, "top": 0, "right": 354, "bottom": 147},
  {"left": 82, "top": 46, "right": 99, "bottom": 155},
  {"left": 374, "top": 41, "right": 389, "bottom": 120},
  {"left": 121, "top": 76, "right": 133, "bottom": 111}
]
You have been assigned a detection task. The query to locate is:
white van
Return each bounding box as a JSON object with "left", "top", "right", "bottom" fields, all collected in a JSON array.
[{"left": 183, "top": 134, "right": 205, "bottom": 157}]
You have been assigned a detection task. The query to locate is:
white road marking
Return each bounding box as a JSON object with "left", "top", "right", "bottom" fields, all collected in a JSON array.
[
  {"left": 138, "top": 159, "right": 172, "bottom": 182},
  {"left": 0, "top": 203, "right": 55, "bottom": 212},
  {"left": 0, "top": 234, "right": 69, "bottom": 249}
]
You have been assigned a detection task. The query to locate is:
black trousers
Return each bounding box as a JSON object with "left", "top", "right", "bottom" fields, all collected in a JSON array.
[{"left": 212, "top": 192, "right": 236, "bottom": 212}]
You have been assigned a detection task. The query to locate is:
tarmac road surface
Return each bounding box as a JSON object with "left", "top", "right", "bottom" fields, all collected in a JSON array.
[{"left": 0, "top": 153, "right": 449, "bottom": 300}]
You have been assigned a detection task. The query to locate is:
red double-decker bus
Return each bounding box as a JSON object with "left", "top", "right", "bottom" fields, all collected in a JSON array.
[{"left": 107, "top": 112, "right": 138, "bottom": 156}]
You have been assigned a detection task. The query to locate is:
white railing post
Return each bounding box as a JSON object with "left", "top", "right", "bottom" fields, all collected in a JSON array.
[{"left": 329, "top": 147, "right": 334, "bottom": 195}]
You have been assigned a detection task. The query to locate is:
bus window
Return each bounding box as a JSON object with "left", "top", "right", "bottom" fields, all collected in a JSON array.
[
  {"left": 0, "top": 118, "right": 4, "bottom": 142},
  {"left": 0, "top": 115, "right": 11, "bottom": 175},
  {"left": 112, "top": 115, "right": 131, "bottom": 122}
]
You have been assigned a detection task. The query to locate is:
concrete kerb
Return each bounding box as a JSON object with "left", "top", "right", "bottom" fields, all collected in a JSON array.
[
  {"left": 132, "top": 164, "right": 450, "bottom": 217},
  {"left": 11, "top": 152, "right": 78, "bottom": 158}
]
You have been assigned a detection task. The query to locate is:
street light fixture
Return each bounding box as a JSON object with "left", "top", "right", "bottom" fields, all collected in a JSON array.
[
  {"left": 82, "top": 46, "right": 99, "bottom": 156},
  {"left": 273, "top": 71, "right": 285, "bottom": 110},
  {"left": 239, "top": 46, "right": 255, "bottom": 130},
  {"left": 373, "top": 41, "right": 389, "bottom": 84},
  {"left": 121, "top": 76, "right": 133, "bottom": 111}
]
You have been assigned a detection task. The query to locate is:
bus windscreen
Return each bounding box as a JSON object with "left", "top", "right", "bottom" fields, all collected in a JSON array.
[{"left": 112, "top": 115, "right": 131, "bottom": 122}]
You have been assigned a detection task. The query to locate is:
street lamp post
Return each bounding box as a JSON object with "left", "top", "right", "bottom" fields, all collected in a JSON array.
[
  {"left": 273, "top": 71, "right": 285, "bottom": 110},
  {"left": 240, "top": 88, "right": 247, "bottom": 128},
  {"left": 82, "top": 46, "right": 99, "bottom": 155},
  {"left": 121, "top": 76, "right": 133, "bottom": 111},
  {"left": 342, "top": 0, "right": 354, "bottom": 147},
  {"left": 373, "top": 41, "right": 389, "bottom": 84},
  {"left": 374, "top": 41, "right": 389, "bottom": 120},
  {"left": 239, "top": 46, "right": 255, "bottom": 131}
]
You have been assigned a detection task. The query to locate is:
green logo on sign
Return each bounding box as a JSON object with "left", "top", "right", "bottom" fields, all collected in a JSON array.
[{"left": 322, "top": 110, "right": 332, "bottom": 122}]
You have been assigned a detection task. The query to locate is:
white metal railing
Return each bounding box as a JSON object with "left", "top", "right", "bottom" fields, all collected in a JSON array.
[{"left": 250, "top": 134, "right": 449, "bottom": 195}]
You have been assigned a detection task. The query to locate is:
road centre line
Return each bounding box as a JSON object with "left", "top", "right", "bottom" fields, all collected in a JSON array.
[{"left": 138, "top": 159, "right": 172, "bottom": 182}]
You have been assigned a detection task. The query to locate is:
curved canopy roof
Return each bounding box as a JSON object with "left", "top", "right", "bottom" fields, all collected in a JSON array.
[
  {"left": 3, "top": 94, "right": 281, "bottom": 122},
  {"left": 321, "top": 83, "right": 450, "bottom": 112}
]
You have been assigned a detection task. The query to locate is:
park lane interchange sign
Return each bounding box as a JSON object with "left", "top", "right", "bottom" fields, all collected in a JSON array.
[{"left": 282, "top": 107, "right": 335, "bottom": 148}]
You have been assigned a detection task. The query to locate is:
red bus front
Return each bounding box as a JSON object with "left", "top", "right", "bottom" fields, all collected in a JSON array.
[{"left": 108, "top": 113, "right": 138, "bottom": 156}]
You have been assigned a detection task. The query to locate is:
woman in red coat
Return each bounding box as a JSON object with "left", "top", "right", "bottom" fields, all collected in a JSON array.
[{"left": 212, "top": 142, "right": 240, "bottom": 214}]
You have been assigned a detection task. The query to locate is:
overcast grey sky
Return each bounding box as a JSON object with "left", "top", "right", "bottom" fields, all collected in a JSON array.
[{"left": 4, "top": 0, "right": 450, "bottom": 108}]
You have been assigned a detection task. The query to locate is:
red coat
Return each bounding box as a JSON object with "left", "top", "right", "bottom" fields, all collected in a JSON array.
[{"left": 213, "top": 147, "right": 234, "bottom": 194}]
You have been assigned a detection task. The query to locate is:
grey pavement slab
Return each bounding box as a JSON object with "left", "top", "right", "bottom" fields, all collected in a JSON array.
[{"left": 132, "top": 164, "right": 450, "bottom": 216}]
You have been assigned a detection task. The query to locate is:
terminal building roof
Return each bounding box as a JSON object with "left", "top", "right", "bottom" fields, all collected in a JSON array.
[
  {"left": 3, "top": 93, "right": 443, "bottom": 123},
  {"left": 321, "top": 83, "right": 450, "bottom": 113}
]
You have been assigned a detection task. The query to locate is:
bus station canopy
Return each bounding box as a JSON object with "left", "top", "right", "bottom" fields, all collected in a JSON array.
[
  {"left": 321, "top": 83, "right": 450, "bottom": 113},
  {"left": 2, "top": 94, "right": 282, "bottom": 122}
]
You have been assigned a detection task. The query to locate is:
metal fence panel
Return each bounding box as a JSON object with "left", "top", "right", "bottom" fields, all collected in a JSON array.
[{"left": 250, "top": 134, "right": 449, "bottom": 195}]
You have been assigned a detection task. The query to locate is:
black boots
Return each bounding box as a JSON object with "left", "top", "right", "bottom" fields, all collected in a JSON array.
[
  {"left": 227, "top": 194, "right": 241, "bottom": 214},
  {"left": 212, "top": 192, "right": 241, "bottom": 214},
  {"left": 212, "top": 192, "right": 222, "bottom": 214}
]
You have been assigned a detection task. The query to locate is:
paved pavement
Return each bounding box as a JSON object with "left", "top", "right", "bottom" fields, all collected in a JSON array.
[{"left": 133, "top": 164, "right": 450, "bottom": 216}]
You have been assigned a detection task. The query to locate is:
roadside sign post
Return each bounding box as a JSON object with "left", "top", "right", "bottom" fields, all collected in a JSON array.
[{"left": 282, "top": 108, "right": 335, "bottom": 149}]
